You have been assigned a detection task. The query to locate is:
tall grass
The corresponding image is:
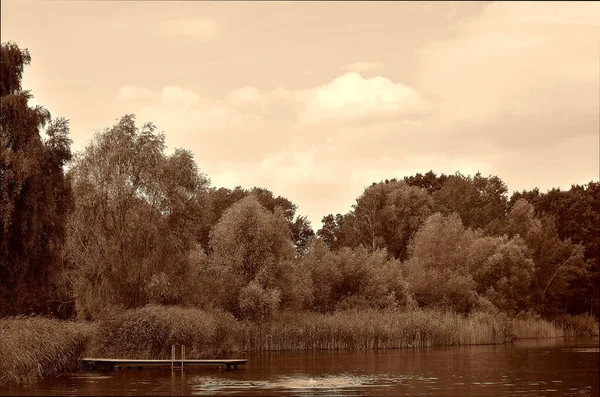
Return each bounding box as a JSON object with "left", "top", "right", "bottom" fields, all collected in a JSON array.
[
  {"left": 89, "top": 305, "right": 242, "bottom": 359},
  {"left": 512, "top": 317, "right": 564, "bottom": 339},
  {"left": 561, "top": 314, "right": 600, "bottom": 337},
  {"left": 512, "top": 313, "right": 599, "bottom": 339},
  {"left": 0, "top": 316, "right": 95, "bottom": 386},
  {"left": 89, "top": 306, "right": 516, "bottom": 357},
  {"left": 241, "top": 309, "right": 516, "bottom": 351}
]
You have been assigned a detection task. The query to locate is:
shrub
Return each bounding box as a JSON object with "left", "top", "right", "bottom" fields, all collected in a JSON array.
[
  {"left": 238, "top": 281, "right": 281, "bottom": 322},
  {"left": 89, "top": 305, "right": 242, "bottom": 359}
]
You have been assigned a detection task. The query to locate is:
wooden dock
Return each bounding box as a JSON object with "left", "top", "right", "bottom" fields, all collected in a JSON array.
[{"left": 83, "top": 358, "right": 248, "bottom": 371}]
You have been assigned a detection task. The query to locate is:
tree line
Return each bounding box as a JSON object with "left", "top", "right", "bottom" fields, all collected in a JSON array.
[{"left": 1, "top": 41, "right": 598, "bottom": 322}]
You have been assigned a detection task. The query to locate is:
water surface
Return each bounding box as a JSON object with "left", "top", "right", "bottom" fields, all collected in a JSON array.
[{"left": 4, "top": 337, "right": 598, "bottom": 396}]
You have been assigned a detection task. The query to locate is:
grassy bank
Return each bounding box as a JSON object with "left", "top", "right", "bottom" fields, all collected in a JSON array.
[{"left": 0, "top": 316, "right": 95, "bottom": 386}]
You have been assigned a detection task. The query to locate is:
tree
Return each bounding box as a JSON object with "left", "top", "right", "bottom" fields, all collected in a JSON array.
[
  {"left": 208, "top": 186, "right": 314, "bottom": 256},
  {"left": 318, "top": 180, "right": 432, "bottom": 260},
  {"left": 298, "top": 239, "right": 410, "bottom": 313},
  {"left": 505, "top": 199, "right": 589, "bottom": 318},
  {"left": 403, "top": 170, "right": 449, "bottom": 195},
  {"left": 0, "top": 42, "right": 73, "bottom": 316},
  {"left": 67, "top": 115, "right": 211, "bottom": 318},
  {"left": 208, "top": 195, "right": 294, "bottom": 320},
  {"left": 510, "top": 183, "right": 600, "bottom": 316},
  {"left": 317, "top": 213, "right": 356, "bottom": 251},
  {"left": 406, "top": 212, "right": 536, "bottom": 315},
  {"left": 433, "top": 172, "right": 508, "bottom": 230}
]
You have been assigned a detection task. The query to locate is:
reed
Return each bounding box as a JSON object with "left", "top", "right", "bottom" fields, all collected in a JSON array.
[
  {"left": 561, "top": 314, "right": 599, "bottom": 337},
  {"left": 0, "top": 316, "right": 94, "bottom": 386},
  {"left": 89, "top": 304, "right": 243, "bottom": 359},
  {"left": 513, "top": 313, "right": 599, "bottom": 339},
  {"left": 241, "top": 309, "right": 516, "bottom": 351},
  {"left": 512, "top": 317, "right": 564, "bottom": 339}
]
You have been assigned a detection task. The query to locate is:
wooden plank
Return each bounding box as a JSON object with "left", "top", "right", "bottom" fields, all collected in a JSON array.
[
  {"left": 83, "top": 358, "right": 247, "bottom": 364},
  {"left": 82, "top": 357, "right": 248, "bottom": 371}
]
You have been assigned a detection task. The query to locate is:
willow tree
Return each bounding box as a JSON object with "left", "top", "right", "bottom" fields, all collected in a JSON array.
[
  {"left": 67, "top": 115, "right": 211, "bottom": 318},
  {"left": 0, "top": 42, "right": 73, "bottom": 316}
]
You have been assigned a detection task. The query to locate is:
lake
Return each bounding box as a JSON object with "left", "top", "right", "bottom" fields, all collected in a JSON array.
[{"left": 3, "top": 337, "right": 598, "bottom": 396}]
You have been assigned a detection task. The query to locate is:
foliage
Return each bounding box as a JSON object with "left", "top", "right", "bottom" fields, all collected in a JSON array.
[
  {"left": 66, "top": 115, "right": 210, "bottom": 318},
  {"left": 299, "top": 239, "right": 411, "bottom": 313},
  {"left": 0, "top": 41, "right": 73, "bottom": 316},
  {"left": 510, "top": 183, "right": 599, "bottom": 316},
  {"left": 432, "top": 172, "right": 508, "bottom": 231},
  {"left": 208, "top": 195, "right": 294, "bottom": 319},
  {"left": 403, "top": 170, "right": 449, "bottom": 195},
  {"left": 208, "top": 186, "right": 314, "bottom": 256},
  {"left": 318, "top": 180, "right": 432, "bottom": 261},
  {"left": 505, "top": 199, "right": 589, "bottom": 317},
  {"left": 406, "top": 213, "right": 536, "bottom": 315}
]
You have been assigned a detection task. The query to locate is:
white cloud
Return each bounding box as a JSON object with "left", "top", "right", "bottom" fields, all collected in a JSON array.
[
  {"left": 342, "top": 62, "right": 384, "bottom": 73},
  {"left": 158, "top": 18, "right": 220, "bottom": 40},
  {"left": 299, "top": 72, "right": 430, "bottom": 124}
]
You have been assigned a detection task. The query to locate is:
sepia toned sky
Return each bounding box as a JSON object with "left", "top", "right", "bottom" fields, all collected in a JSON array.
[{"left": 2, "top": 1, "right": 599, "bottom": 228}]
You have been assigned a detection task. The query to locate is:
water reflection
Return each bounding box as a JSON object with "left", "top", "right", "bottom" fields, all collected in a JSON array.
[{"left": 3, "top": 337, "right": 598, "bottom": 396}]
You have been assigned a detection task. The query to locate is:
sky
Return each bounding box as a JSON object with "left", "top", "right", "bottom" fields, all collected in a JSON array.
[{"left": 1, "top": 1, "right": 599, "bottom": 229}]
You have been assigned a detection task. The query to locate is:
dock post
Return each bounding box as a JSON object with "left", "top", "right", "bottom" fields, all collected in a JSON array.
[
  {"left": 171, "top": 344, "right": 175, "bottom": 372},
  {"left": 181, "top": 345, "right": 185, "bottom": 375}
]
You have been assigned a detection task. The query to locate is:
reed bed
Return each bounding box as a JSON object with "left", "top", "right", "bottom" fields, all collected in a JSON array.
[
  {"left": 0, "top": 316, "right": 95, "bottom": 386},
  {"left": 512, "top": 314, "right": 599, "bottom": 339},
  {"left": 241, "top": 309, "right": 516, "bottom": 351},
  {"left": 89, "top": 304, "right": 242, "bottom": 360},
  {"left": 512, "top": 317, "right": 564, "bottom": 339},
  {"left": 562, "top": 314, "right": 599, "bottom": 337}
]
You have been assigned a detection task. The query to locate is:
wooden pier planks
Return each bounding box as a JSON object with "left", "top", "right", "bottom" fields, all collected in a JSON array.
[{"left": 83, "top": 358, "right": 248, "bottom": 371}]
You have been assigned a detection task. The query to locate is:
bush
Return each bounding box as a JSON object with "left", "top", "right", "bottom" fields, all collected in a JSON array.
[
  {"left": 238, "top": 281, "right": 281, "bottom": 322},
  {"left": 89, "top": 305, "right": 242, "bottom": 359},
  {"left": 0, "top": 316, "right": 94, "bottom": 386}
]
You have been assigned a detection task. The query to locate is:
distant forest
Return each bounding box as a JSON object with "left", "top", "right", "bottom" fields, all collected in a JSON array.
[{"left": 2, "top": 41, "right": 598, "bottom": 323}]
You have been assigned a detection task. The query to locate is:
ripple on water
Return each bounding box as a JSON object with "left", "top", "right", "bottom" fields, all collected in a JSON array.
[
  {"left": 564, "top": 348, "right": 600, "bottom": 353},
  {"left": 188, "top": 374, "right": 384, "bottom": 396}
]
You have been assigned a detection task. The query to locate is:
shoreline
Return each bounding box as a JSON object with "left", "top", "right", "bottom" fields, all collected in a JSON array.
[{"left": 2, "top": 306, "right": 598, "bottom": 387}]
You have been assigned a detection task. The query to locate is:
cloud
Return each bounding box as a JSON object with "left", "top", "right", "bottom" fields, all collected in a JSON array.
[
  {"left": 116, "top": 1, "right": 599, "bottom": 231},
  {"left": 299, "top": 72, "right": 430, "bottom": 124},
  {"left": 158, "top": 18, "right": 220, "bottom": 40},
  {"left": 416, "top": 2, "right": 599, "bottom": 149},
  {"left": 342, "top": 62, "right": 384, "bottom": 73},
  {"left": 115, "top": 72, "right": 432, "bottom": 226}
]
